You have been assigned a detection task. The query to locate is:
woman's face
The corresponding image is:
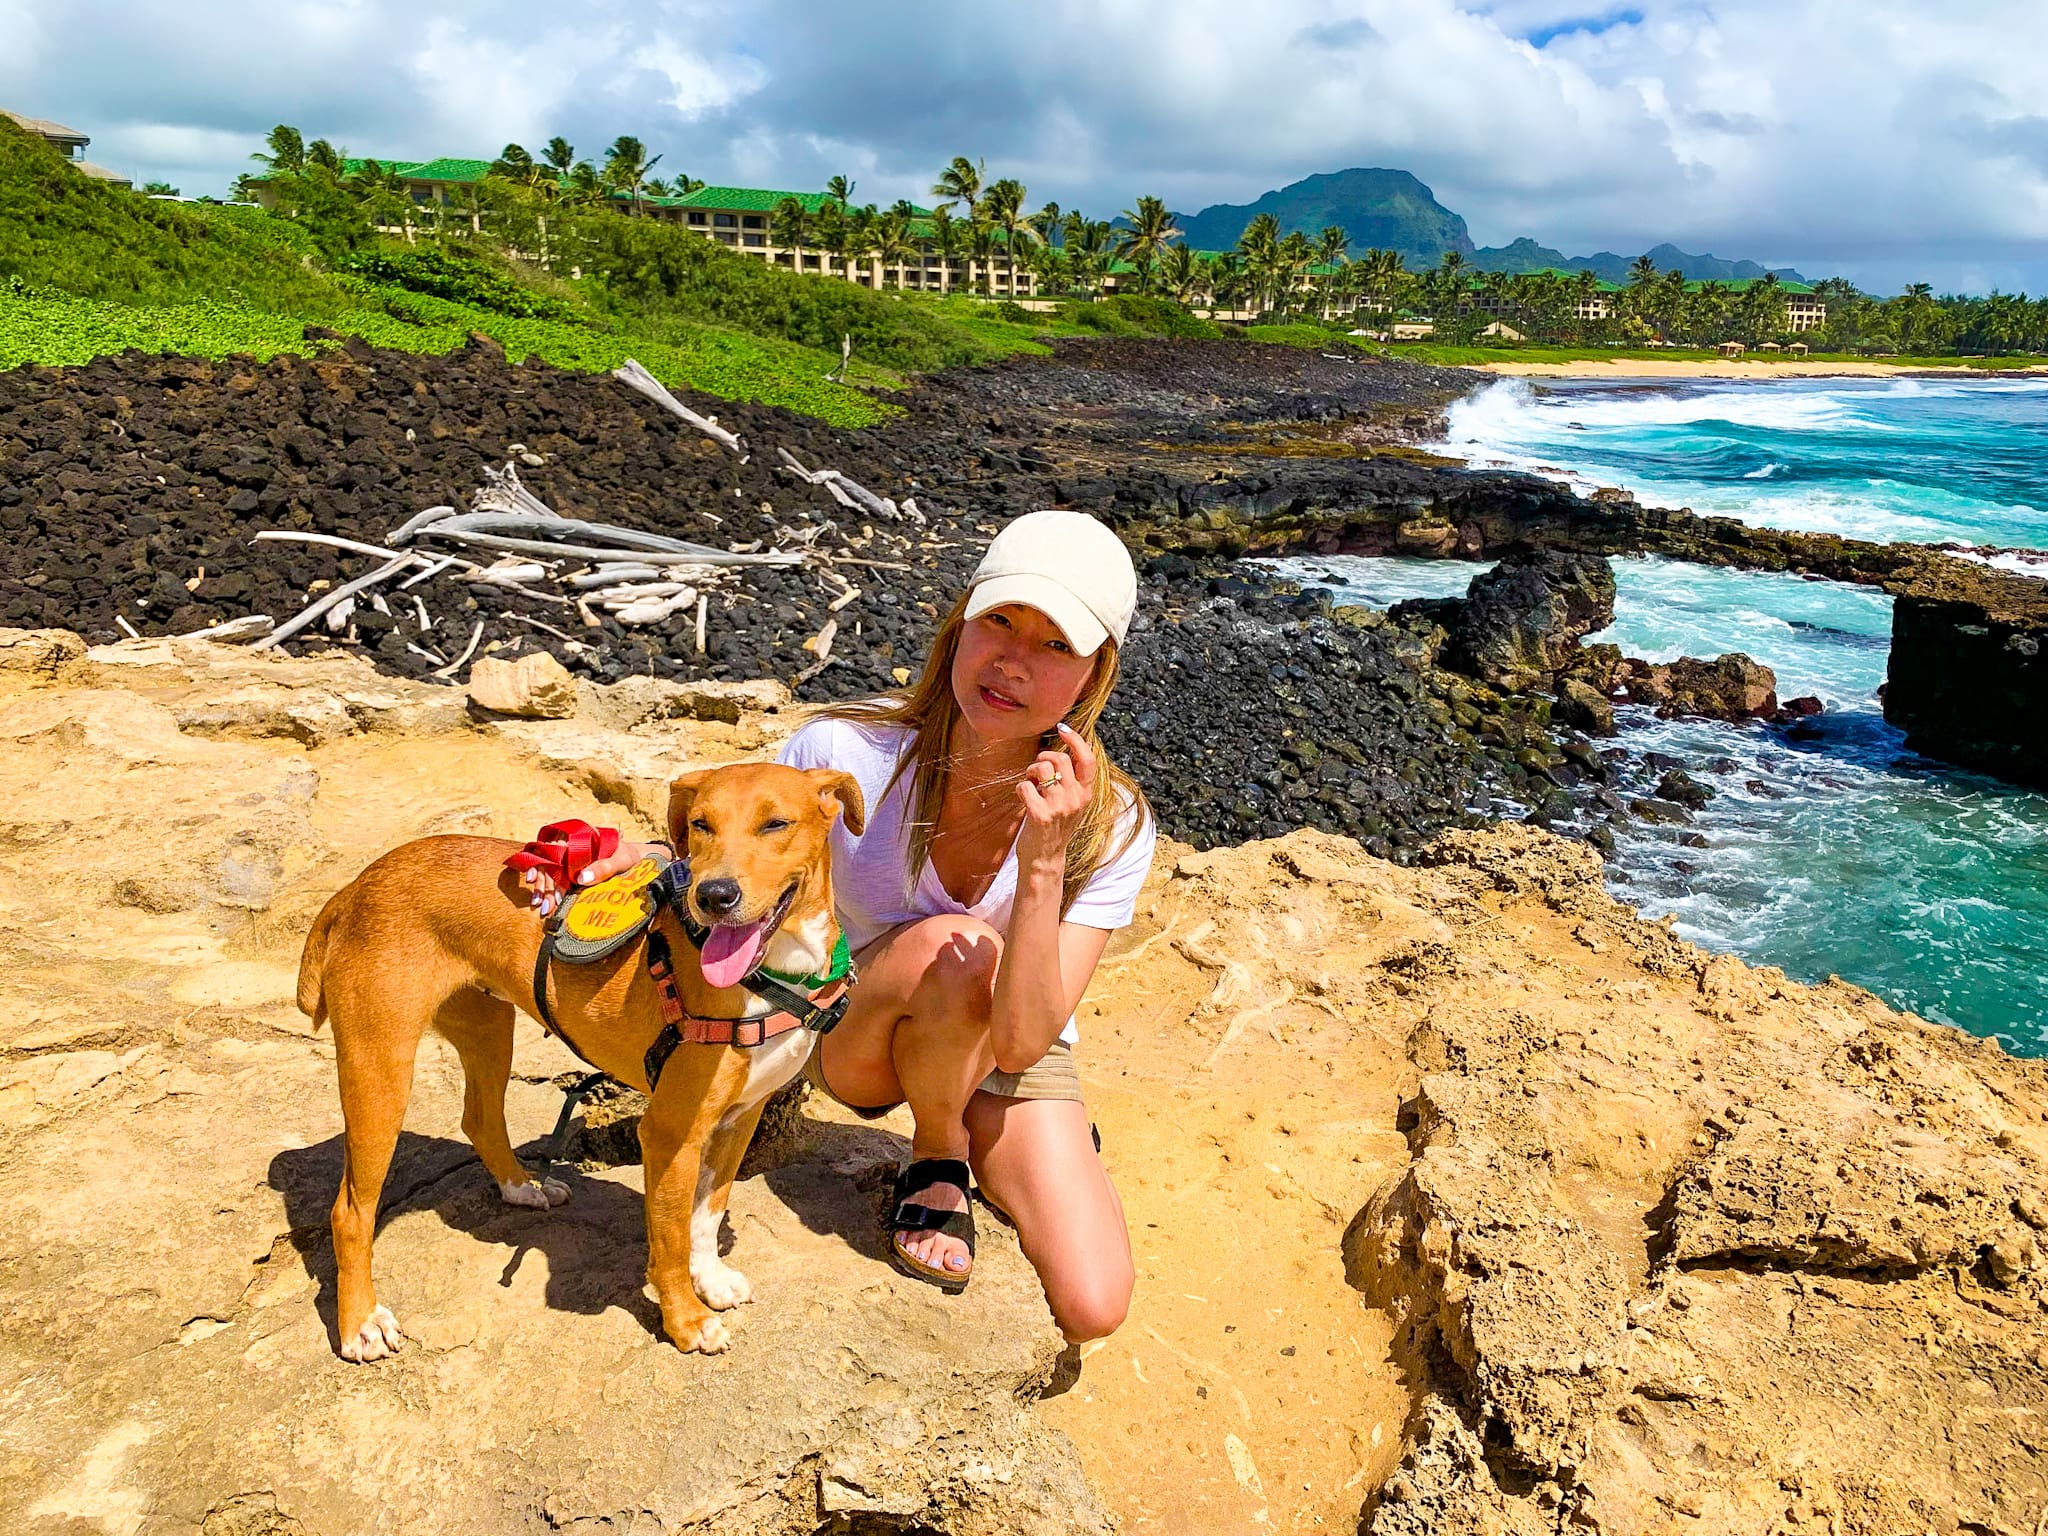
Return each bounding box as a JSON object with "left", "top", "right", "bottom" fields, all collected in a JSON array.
[{"left": 950, "top": 603, "right": 1098, "bottom": 744}]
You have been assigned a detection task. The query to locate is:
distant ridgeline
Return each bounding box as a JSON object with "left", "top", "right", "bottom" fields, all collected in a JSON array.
[{"left": 1172, "top": 167, "right": 1811, "bottom": 283}]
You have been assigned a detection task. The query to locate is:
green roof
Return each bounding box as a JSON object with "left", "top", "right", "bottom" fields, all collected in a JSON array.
[
  {"left": 664, "top": 186, "right": 935, "bottom": 216},
  {"left": 340, "top": 157, "right": 427, "bottom": 177},
  {"left": 398, "top": 157, "right": 492, "bottom": 183},
  {"left": 1683, "top": 277, "right": 1817, "bottom": 294},
  {"left": 1511, "top": 267, "right": 1622, "bottom": 290}
]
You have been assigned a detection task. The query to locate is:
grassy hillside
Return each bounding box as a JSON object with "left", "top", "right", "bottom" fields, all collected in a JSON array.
[
  {"left": 0, "top": 117, "right": 360, "bottom": 314},
  {"left": 0, "top": 118, "right": 1109, "bottom": 423}
]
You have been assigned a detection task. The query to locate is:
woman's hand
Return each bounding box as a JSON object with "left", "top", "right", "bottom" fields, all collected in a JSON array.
[
  {"left": 520, "top": 838, "right": 670, "bottom": 916},
  {"left": 1016, "top": 723, "right": 1094, "bottom": 866}
]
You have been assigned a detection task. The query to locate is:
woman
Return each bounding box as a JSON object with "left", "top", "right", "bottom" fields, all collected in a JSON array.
[{"left": 534, "top": 509, "right": 1153, "bottom": 1342}]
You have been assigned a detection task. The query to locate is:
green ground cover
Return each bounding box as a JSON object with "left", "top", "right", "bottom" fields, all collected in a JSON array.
[
  {"left": 1377, "top": 342, "right": 2044, "bottom": 370},
  {"left": 0, "top": 279, "right": 904, "bottom": 428}
]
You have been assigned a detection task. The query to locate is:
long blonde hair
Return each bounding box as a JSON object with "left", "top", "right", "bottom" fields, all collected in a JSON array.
[{"left": 822, "top": 593, "right": 1151, "bottom": 915}]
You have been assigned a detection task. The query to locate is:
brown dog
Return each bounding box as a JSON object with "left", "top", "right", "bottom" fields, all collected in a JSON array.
[{"left": 295, "top": 762, "right": 863, "bottom": 1359}]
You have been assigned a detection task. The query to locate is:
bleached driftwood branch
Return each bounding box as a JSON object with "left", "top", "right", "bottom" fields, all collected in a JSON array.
[
  {"left": 176, "top": 614, "right": 274, "bottom": 644},
  {"left": 614, "top": 358, "right": 744, "bottom": 456},
  {"left": 469, "top": 462, "right": 566, "bottom": 522},
  {"left": 256, "top": 554, "right": 419, "bottom": 651},
  {"left": 414, "top": 512, "right": 803, "bottom": 567},
  {"left": 432, "top": 620, "right": 486, "bottom": 679}
]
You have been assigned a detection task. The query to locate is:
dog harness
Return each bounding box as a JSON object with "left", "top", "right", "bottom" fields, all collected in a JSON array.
[{"left": 511, "top": 822, "right": 854, "bottom": 1093}]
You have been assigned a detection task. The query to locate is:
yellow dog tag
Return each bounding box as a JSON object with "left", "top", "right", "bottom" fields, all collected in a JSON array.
[{"left": 557, "top": 857, "right": 666, "bottom": 954}]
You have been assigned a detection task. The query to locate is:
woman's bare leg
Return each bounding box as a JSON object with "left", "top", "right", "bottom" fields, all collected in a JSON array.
[
  {"left": 812, "top": 915, "right": 1003, "bottom": 1279},
  {"left": 966, "top": 1092, "right": 1133, "bottom": 1341}
]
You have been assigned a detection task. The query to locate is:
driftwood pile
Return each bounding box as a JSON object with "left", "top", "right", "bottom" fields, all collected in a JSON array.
[{"left": 189, "top": 359, "right": 913, "bottom": 681}]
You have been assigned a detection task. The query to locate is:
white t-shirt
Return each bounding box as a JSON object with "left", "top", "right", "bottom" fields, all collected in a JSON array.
[{"left": 777, "top": 715, "right": 1156, "bottom": 1046}]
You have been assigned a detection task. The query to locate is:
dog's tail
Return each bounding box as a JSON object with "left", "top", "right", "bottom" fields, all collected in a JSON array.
[{"left": 296, "top": 887, "right": 347, "bottom": 1030}]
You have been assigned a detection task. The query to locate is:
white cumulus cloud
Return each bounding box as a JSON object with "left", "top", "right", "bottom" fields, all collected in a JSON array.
[{"left": 4, "top": 0, "right": 2045, "bottom": 292}]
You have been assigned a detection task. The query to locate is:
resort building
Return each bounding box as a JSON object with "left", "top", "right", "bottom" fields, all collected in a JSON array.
[
  {"left": 3, "top": 108, "right": 131, "bottom": 188},
  {"left": 1467, "top": 269, "right": 1622, "bottom": 322},
  {"left": 1684, "top": 277, "right": 1828, "bottom": 333},
  {"left": 647, "top": 186, "right": 1037, "bottom": 296}
]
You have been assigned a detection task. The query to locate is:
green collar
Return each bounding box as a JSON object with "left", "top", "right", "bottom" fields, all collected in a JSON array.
[{"left": 755, "top": 930, "right": 852, "bottom": 991}]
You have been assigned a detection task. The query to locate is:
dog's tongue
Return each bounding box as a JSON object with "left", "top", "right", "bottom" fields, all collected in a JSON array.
[{"left": 700, "top": 918, "right": 770, "bottom": 990}]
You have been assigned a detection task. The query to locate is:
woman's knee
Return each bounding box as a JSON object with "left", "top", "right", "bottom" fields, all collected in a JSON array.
[
  {"left": 1049, "top": 1266, "right": 1134, "bottom": 1343},
  {"left": 909, "top": 916, "right": 1002, "bottom": 1016}
]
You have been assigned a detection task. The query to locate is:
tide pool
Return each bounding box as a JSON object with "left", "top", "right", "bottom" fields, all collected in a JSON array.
[{"left": 1258, "top": 546, "right": 2048, "bottom": 1057}]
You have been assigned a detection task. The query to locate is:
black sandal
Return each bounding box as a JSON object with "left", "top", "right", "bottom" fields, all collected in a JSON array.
[{"left": 889, "top": 1158, "right": 976, "bottom": 1294}]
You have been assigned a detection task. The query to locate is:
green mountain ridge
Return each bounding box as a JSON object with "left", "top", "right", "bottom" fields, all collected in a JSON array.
[
  {"left": 1173, "top": 168, "right": 1813, "bottom": 283},
  {"left": 1174, "top": 168, "right": 1475, "bottom": 267},
  {"left": 1470, "top": 236, "right": 1809, "bottom": 286}
]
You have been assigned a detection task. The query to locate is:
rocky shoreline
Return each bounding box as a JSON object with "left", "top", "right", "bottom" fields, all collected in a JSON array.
[{"left": 1, "top": 332, "right": 2038, "bottom": 820}]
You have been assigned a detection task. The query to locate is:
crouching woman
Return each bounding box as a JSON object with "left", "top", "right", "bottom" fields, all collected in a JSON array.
[
  {"left": 780, "top": 510, "right": 1153, "bottom": 1341},
  {"left": 537, "top": 511, "right": 1152, "bottom": 1341}
]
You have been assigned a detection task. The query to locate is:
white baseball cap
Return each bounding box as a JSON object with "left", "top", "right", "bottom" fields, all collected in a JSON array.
[{"left": 963, "top": 510, "right": 1136, "bottom": 657}]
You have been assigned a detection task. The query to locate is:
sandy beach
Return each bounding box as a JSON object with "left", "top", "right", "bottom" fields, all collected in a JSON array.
[{"left": 1478, "top": 357, "right": 2046, "bottom": 379}]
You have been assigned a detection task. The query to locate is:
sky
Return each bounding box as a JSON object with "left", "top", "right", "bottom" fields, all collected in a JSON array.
[{"left": 6, "top": 0, "right": 2047, "bottom": 295}]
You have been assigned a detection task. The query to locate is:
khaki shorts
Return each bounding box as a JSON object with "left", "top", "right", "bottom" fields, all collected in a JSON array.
[{"left": 803, "top": 1038, "right": 1083, "bottom": 1119}]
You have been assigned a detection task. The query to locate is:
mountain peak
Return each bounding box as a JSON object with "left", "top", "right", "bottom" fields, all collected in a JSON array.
[
  {"left": 1171, "top": 166, "right": 1812, "bottom": 283},
  {"left": 1175, "top": 168, "right": 1475, "bottom": 266}
]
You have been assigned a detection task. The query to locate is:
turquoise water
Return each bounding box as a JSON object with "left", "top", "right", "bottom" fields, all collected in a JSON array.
[
  {"left": 1256, "top": 374, "right": 2048, "bottom": 1056},
  {"left": 1445, "top": 375, "right": 2048, "bottom": 560}
]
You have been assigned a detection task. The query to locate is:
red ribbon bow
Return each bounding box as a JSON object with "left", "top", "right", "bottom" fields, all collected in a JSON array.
[{"left": 504, "top": 819, "right": 620, "bottom": 891}]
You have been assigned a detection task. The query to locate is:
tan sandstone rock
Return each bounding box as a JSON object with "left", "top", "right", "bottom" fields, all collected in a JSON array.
[{"left": 468, "top": 651, "right": 579, "bottom": 717}]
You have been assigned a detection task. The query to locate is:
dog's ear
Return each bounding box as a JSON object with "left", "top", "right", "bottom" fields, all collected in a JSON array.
[
  {"left": 666, "top": 769, "right": 712, "bottom": 848},
  {"left": 806, "top": 768, "right": 865, "bottom": 836}
]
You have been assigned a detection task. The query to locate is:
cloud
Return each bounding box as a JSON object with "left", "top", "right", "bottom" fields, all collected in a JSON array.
[
  {"left": 1292, "top": 18, "right": 1381, "bottom": 49},
  {"left": 5, "top": 0, "right": 2047, "bottom": 292}
]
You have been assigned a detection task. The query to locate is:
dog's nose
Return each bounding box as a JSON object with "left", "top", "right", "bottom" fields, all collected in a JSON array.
[{"left": 695, "top": 877, "right": 742, "bottom": 916}]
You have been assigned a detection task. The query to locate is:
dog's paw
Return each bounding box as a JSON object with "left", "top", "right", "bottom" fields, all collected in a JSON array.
[
  {"left": 339, "top": 1304, "right": 403, "bottom": 1363},
  {"left": 691, "top": 1261, "right": 755, "bottom": 1311},
  {"left": 499, "top": 1176, "right": 570, "bottom": 1209},
  {"left": 676, "top": 1314, "right": 731, "bottom": 1355}
]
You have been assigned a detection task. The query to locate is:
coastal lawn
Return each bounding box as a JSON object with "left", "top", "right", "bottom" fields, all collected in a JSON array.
[
  {"left": 0, "top": 281, "right": 907, "bottom": 427},
  {"left": 1379, "top": 342, "right": 2045, "bottom": 370}
]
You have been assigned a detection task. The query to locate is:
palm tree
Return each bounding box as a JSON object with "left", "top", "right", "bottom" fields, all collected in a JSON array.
[
  {"left": 564, "top": 161, "right": 605, "bottom": 210},
  {"left": 1313, "top": 225, "right": 1348, "bottom": 316},
  {"left": 543, "top": 138, "right": 577, "bottom": 181},
  {"left": 603, "top": 135, "right": 662, "bottom": 216},
  {"left": 644, "top": 177, "right": 672, "bottom": 197},
  {"left": 1236, "top": 213, "right": 1281, "bottom": 314},
  {"left": 305, "top": 138, "right": 342, "bottom": 175},
  {"left": 877, "top": 207, "right": 919, "bottom": 289},
  {"left": 1628, "top": 253, "right": 1659, "bottom": 288},
  {"left": 845, "top": 204, "right": 882, "bottom": 287},
  {"left": 1117, "top": 194, "right": 1181, "bottom": 292},
  {"left": 771, "top": 195, "right": 813, "bottom": 276},
  {"left": 931, "top": 156, "right": 983, "bottom": 221},
  {"left": 251, "top": 124, "right": 306, "bottom": 174},
  {"left": 825, "top": 174, "right": 856, "bottom": 206},
  {"left": 1026, "top": 239, "right": 1070, "bottom": 295},
  {"left": 1028, "top": 200, "right": 1063, "bottom": 246},
  {"left": 1160, "top": 242, "right": 1199, "bottom": 305},
  {"left": 1066, "top": 219, "right": 1114, "bottom": 296},
  {"left": 927, "top": 205, "right": 963, "bottom": 292},
  {"left": 1573, "top": 269, "right": 1601, "bottom": 339},
  {"left": 1360, "top": 248, "right": 1406, "bottom": 315},
  {"left": 812, "top": 199, "right": 849, "bottom": 279},
  {"left": 980, "top": 178, "right": 1032, "bottom": 294},
  {"left": 967, "top": 219, "right": 1000, "bottom": 296}
]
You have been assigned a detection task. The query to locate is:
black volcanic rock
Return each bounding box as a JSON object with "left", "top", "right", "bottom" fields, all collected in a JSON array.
[
  {"left": 1886, "top": 569, "right": 2048, "bottom": 790},
  {"left": 1437, "top": 551, "right": 1616, "bottom": 692}
]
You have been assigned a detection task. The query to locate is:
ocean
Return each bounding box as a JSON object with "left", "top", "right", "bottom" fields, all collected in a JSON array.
[{"left": 1261, "top": 373, "right": 2048, "bottom": 1057}]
